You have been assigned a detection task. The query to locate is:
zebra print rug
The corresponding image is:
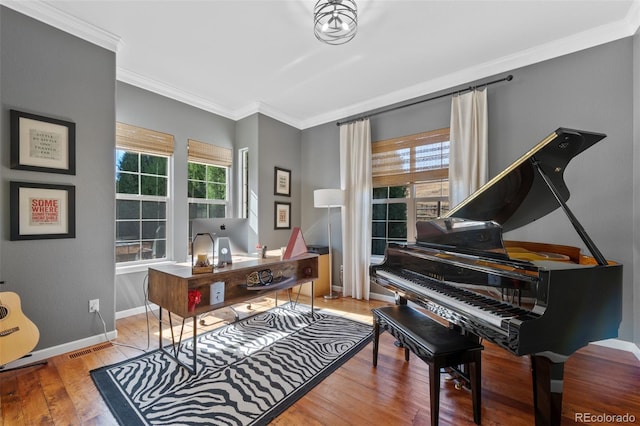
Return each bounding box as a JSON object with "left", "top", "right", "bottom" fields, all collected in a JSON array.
[{"left": 90, "top": 304, "right": 372, "bottom": 425}]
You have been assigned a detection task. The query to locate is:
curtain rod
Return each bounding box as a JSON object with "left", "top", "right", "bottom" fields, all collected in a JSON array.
[{"left": 336, "top": 74, "right": 513, "bottom": 127}]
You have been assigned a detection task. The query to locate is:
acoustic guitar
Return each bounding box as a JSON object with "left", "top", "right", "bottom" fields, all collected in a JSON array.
[{"left": 0, "top": 292, "right": 40, "bottom": 366}]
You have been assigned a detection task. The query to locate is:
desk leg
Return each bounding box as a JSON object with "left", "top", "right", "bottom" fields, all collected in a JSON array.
[
  {"left": 192, "top": 316, "right": 197, "bottom": 373},
  {"left": 157, "top": 308, "right": 198, "bottom": 375},
  {"left": 311, "top": 280, "right": 315, "bottom": 319},
  {"left": 158, "top": 307, "right": 163, "bottom": 350}
]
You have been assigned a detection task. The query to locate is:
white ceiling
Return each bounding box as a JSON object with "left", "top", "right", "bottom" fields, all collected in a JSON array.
[{"left": 4, "top": 0, "right": 640, "bottom": 129}]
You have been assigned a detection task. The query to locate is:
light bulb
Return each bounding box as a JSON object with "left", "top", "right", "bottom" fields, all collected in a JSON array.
[{"left": 313, "top": 0, "right": 358, "bottom": 45}]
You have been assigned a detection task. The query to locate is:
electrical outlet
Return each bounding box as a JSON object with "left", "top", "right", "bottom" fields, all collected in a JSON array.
[
  {"left": 210, "top": 281, "right": 224, "bottom": 304},
  {"left": 89, "top": 298, "right": 99, "bottom": 313}
]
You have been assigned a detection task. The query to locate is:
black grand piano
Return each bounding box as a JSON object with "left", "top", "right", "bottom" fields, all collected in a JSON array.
[{"left": 370, "top": 128, "right": 623, "bottom": 426}]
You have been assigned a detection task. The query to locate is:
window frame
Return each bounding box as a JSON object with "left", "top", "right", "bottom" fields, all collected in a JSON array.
[
  {"left": 115, "top": 149, "right": 172, "bottom": 267},
  {"left": 371, "top": 128, "right": 450, "bottom": 261},
  {"left": 115, "top": 122, "right": 175, "bottom": 270},
  {"left": 238, "top": 147, "right": 249, "bottom": 219},
  {"left": 186, "top": 139, "right": 233, "bottom": 253},
  {"left": 187, "top": 160, "right": 230, "bottom": 221},
  {"left": 372, "top": 127, "right": 450, "bottom": 187}
]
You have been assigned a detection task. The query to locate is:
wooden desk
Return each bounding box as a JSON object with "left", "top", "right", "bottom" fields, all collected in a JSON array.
[{"left": 148, "top": 253, "right": 319, "bottom": 373}]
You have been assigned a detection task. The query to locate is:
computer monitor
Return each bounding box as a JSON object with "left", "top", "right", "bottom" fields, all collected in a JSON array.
[{"left": 191, "top": 218, "right": 249, "bottom": 261}]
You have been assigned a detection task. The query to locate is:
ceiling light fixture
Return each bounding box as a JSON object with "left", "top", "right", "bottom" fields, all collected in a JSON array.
[{"left": 314, "top": 0, "right": 358, "bottom": 45}]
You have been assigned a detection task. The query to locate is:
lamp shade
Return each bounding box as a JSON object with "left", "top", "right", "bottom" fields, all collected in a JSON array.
[{"left": 314, "top": 188, "right": 345, "bottom": 208}]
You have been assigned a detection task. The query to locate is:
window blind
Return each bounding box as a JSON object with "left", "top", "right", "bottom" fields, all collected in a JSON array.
[
  {"left": 188, "top": 139, "right": 232, "bottom": 167},
  {"left": 116, "top": 122, "right": 175, "bottom": 155},
  {"left": 372, "top": 128, "right": 450, "bottom": 187}
]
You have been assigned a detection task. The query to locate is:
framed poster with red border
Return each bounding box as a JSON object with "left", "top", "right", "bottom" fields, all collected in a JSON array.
[
  {"left": 10, "top": 181, "right": 76, "bottom": 240},
  {"left": 274, "top": 201, "right": 291, "bottom": 230}
]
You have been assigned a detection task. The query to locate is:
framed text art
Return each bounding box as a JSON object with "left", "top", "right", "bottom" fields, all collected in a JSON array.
[
  {"left": 274, "top": 202, "right": 291, "bottom": 230},
  {"left": 274, "top": 167, "right": 291, "bottom": 197},
  {"left": 10, "top": 109, "right": 76, "bottom": 175},
  {"left": 10, "top": 181, "right": 76, "bottom": 240}
]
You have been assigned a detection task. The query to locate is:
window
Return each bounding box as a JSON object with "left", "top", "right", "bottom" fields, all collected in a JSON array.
[
  {"left": 238, "top": 148, "right": 249, "bottom": 219},
  {"left": 187, "top": 139, "right": 232, "bottom": 240},
  {"left": 115, "top": 123, "right": 174, "bottom": 264},
  {"left": 371, "top": 128, "right": 450, "bottom": 257}
]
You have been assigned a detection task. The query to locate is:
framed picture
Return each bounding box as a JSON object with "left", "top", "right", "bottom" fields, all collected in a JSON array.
[
  {"left": 274, "top": 202, "right": 291, "bottom": 230},
  {"left": 274, "top": 167, "right": 291, "bottom": 197},
  {"left": 10, "top": 181, "right": 76, "bottom": 240},
  {"left": 10, "top": 109, "right": 76, "bottom": 175}
]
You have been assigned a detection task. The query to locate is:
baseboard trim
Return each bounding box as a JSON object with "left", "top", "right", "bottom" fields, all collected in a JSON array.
[
  {"left": 116, "top": 303, "right": 159, "bottom": 319},
  {"left": 6, "top": 303, "right": 160, "bottom": 369},
  {"left": 591, "top": 339, "right": 640, "bottom": 361},
  {"left": 30, "top": 293, "right": 632, "bottom": 369},
  {"left": 1, "top": 330, "right": 118, "bottom": 370}
]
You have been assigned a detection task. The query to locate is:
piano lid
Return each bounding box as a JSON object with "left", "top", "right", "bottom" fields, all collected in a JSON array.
[{"left": 444, "top": 128, "right": 606, "bottom": 233}]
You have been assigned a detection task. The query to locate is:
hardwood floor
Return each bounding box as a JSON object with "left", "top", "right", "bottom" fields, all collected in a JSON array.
[{"left": 2, "top": 293, "right": 639, "bottom": 425}]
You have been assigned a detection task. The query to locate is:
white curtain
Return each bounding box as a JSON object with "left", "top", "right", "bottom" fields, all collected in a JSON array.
[
  {"left": 449, "top": 89, "right": 488, "bottom": 207},
  {"left": 339, "top": 119, "right": 372, "bottom": 300}
]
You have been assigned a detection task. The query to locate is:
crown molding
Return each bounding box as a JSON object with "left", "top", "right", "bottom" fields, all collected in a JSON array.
[
  {"left": 118, "top": 69, "right": 303, "bottom": 128},
  {"left": 232, "top": 102, "right": 261, "bottom": 122},
  {"left": 4, "top": 0, "right": 639, "bottom": 131},
  {"left": 0, "top": 0, "right": 303, "bottom": 127},
  {"left": 0, "top": 0, "right": 121, "bottom": 51},
  {"left": 302, "top": 10, "right": 640, "bottom": 130},
  {"left": 625, "top": 0, "right": 640, "bottom": 35},
  {"left": 117, "top": 68, "right": 235, "bottom": 120},
  {"left": 234, "top": 102, "right": 302, "bottom": 129}
]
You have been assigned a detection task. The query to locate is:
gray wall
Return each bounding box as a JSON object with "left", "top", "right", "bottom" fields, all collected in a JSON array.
[
  {"left": 0, "top": 7, "right": 116, "bottom": 349},
  {"left": 114, "top": 89, "right": 302, "bottom": 313},
  {"left": 301, "top": 37, "right": 637, "bottom": 342},
  {"left": 634, "top": 28, "right": 640, "bottom": 345},
  {"left": 1, "top": 5, "right": 637, "bottom": 356},
  {"left": 233, "top": 113, "right": 304, "bottom": 254},
  {"left": 492, "top": 39, "right": 634, "bottom": 342},
  {"left": 115, "top": 82, "right": 236, "bottom": 311},
  {"left": 300, "top": 122, "right": 344, "bottom": 282},
  {"left": 236, "top": 114, "right": 259, "bottom": 251},
  {"left": 255, "top": 114, "right": 302, "bottom": 250}
]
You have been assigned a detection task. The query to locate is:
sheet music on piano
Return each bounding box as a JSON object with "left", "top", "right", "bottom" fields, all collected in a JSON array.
[{"left": 371, "top": 128, "right": 623, "bottom": 426}]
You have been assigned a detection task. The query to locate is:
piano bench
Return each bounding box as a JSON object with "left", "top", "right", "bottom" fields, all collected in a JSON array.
[{"left": 372, "top": 305, "right": 483, "bottom": 426}]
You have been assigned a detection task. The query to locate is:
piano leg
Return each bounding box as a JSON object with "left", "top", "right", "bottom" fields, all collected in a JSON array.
[
  {"left": 373, "top": 319, "right": 380, "bottom": 367},
  {"left": 530, "top": 352, "right": 568, "bottom": 426}
]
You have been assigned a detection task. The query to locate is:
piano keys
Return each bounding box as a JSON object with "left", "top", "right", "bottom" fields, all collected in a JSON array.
[{"left": 370, "top": 128, "right": 623, "bottom": 426}]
